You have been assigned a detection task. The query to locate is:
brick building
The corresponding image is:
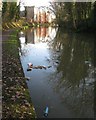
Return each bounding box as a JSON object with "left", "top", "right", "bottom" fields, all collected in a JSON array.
[{"left": 25, "top": 6, "right": 53, "bottom": 23}]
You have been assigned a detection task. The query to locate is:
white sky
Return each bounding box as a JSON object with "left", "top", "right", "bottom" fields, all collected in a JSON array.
[
  {"left": 18, "top": 0, "right": 52, "bottom": 7},
  {"left": 24, "top": 0, "right": 51, "bottom": 7},
  {"left": 18, "top": 0, "right": 52, "bottom": 11}
]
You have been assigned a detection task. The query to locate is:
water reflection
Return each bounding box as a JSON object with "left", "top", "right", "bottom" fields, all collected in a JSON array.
[
  {"left": 49, "top": 29, "right": 95, "bottom": 117},
  {"left": 19, "top": 27, "right": 95, "bottom": 118}
]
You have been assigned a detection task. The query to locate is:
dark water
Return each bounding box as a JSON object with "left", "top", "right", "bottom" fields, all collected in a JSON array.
[{"left": 18, "top": 27, "right": 95, "bottom": 118}]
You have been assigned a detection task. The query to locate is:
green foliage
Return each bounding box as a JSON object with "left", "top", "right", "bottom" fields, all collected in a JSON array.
[
  {"left": 2, "top": 2, "right": 20, "bottom": 22},
  {"left": 50, "top": 2, "right": 96, "bottom": 31},
  {"left": 9, "top": 3, "right": 17, "bottom": 20},
  {"left": 2, "top": 2, "right": 7, "bottom": 16},
  {"left": 93, "top": 1, "right": 96, "bottom": 27}
]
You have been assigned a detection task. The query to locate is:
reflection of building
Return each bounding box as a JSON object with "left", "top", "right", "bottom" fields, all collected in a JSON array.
[
  {"left": 36, "top": 27, "right": 47, "bottom": 39},
  {"left": 19, "top": 27, "right": 57, "bottom": 45},
  {"left": 41, "top": 27, "right": 46, "bottom": 38},
  {"left": 26, "top": 29, "right": 34, "bottom": 44},
  {"left": 36, "top": 27, "right": 41, "bottom": 38}
]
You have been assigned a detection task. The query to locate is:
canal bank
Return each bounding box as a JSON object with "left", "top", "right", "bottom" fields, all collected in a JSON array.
[{"left": 2, "top": 29, "right": 36, "bottom": 119}]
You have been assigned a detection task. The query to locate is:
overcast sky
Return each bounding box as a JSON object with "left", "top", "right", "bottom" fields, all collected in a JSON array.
[
  {"left": 18, "top": 0, "right": 52, "bottom": 7},
  {"left": 17, "top": 0, "right": 52, "bottom": 11}
]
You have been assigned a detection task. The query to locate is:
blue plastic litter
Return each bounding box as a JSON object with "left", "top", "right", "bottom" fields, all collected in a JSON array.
[{"left": 44, "top": 106, "right": 49, "bottom": 117}]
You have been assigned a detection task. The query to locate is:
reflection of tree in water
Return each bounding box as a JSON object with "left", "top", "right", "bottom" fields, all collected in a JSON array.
[
  {"left": 19, "top": 32, "right": 29, "bottom": 57},
  {"left": 19, "top": 46, "right": 29, "bottom": 57},
  {"left": 49, "top": 29, "right": 94, "bottom": 117}
]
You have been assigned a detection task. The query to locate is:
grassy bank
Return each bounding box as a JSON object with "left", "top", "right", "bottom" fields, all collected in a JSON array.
[{"left": 2, "top": 30, "right": 36, "bottom": 119}]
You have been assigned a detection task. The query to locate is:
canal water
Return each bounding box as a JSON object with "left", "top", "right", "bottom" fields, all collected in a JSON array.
[{"left": 18, "top": 27, "right": 95, "bottom": 118}]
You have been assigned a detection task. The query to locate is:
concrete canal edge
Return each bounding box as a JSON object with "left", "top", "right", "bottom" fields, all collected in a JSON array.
[{"left": 2, "top": 29, "right": 37, "bottom": 119}]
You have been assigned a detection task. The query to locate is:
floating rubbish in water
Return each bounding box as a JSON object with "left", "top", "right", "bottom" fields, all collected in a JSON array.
[
  {"left": 27, "top": 68, "right": 32, "bottom": 71},
  {"left": 55, "top": 61, "right": 59, "bottom": 64},
  {"left": 44, "top": 106, "right": 49, "bottom": 117},
  {"left": 85, "top": 61, "right": 91, "bottom": 67},
  {"left": 27, "top": 63, "right": 33, "bottom": 71},
  {"left": 25, "top": 77, "right": 30, "bottom": 80},
  {"left": 33, "top": 65, "right": 46, "bottom": 70},
  {"left": 27, "top": 63, "right": 33, "bottom": 68},
  {"left": 47, "top": 66, "right": 52, "bottom": 68},
  {"left": 27, "top": 64, "right": 52, "bottom": 71},
  {"left": 85, "top": 60, "right": 91, "bottom": 64}
]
